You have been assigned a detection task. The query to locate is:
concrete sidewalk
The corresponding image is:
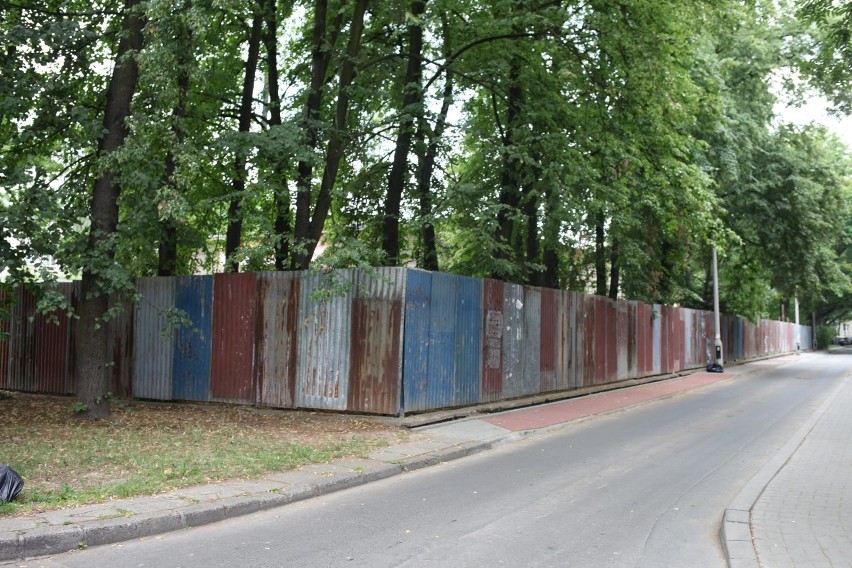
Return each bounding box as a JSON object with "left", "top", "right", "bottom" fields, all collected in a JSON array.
[
  {"left": 722, "top": 354, "right": 852, "bottom": 568},
  {"left": 0, "top": 353, "right": 836, "bottom": 565}
]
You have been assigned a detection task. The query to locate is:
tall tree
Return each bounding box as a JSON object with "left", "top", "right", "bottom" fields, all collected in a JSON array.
[
  {"left": 76, "top": 0, "right": 145, "bottom": 418},
  {"left": 382, "top": 0, "right": 427, "bottom": 265},
  {"left": 225, "top": 1, "right": 265, "bottom": 272},
  {"left": 290, "top": 0, "right": 369, "bottom": 270}
]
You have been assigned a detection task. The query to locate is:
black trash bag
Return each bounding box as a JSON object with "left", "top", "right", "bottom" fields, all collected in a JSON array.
[
  {"left": 706, "top": 363, "right": 724, "bottom": 373},
  {"left": 0, "top": 464, "right": 24, "bottom": 504}
]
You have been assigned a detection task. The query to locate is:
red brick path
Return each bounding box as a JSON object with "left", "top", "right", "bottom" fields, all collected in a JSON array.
[{"left": 484, "top": 372, "right": 734, "bottom": 432}]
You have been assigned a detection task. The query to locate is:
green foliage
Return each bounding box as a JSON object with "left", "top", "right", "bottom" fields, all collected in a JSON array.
[
  {"left": 815, "top": 325, "right": 836, "bottom": 350},
  {"left": 1, "top": 0, "right": 849, "bottom": 336},
  {"left": 797, "top": 0, "right": 852, "bottom": 113}
]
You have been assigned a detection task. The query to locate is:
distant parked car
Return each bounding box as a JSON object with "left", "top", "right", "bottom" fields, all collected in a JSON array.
[{"left": 833, "top": 336, "right": 850, "bottom": 346}]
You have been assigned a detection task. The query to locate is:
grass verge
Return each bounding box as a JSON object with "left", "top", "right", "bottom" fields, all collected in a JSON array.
[{"left": 0, "top": 391, "right": 406, "bottom": 515}]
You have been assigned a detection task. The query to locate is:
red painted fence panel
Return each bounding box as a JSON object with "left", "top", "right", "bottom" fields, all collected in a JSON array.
[
  {"left": 210, "top": 273, "right": 258, "bottom": 404},
  {"left": 481, "top": 279, "right": 504, "bottom": 400}
]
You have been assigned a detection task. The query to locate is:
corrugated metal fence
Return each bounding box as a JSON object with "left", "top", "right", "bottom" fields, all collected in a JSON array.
[{"left": 0, "top": 268, "right": 813, "bottom": 415}]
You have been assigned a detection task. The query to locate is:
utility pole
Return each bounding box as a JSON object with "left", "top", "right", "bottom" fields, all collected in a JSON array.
[
  {"left": 794, "top": 294, "right": 800, "bottom": 354},
  {"left": 712, "top": 248, "right": 723, "bottom": 369}
]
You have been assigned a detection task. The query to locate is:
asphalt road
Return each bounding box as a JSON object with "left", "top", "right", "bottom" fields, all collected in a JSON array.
[{"left": 14, "top": 354, "right": 847, "bottom": 568}]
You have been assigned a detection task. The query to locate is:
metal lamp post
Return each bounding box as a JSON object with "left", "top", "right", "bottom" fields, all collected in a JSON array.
[
  {"left": 713, "top": 248, "right": 724, "bottom": 369},
  {"left": 794, "top": 295, "right": 800, "bottom": 354}
]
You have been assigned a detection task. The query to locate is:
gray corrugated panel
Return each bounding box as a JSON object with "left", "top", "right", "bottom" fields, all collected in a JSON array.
[
  {"left": 501, "top": 283, "right": 525, "bottom": 399},
  {"left": 522, "top": 286, "right": 541, "bottom": 397},
  {"left": 652, "top": 304, "right": 662, "bottom": 375},
  {"left": 296, "top": 269, "right": 354, "bottom": 411},
  {"left": 133, "top": 277, "right": 174, "bottom": 400},
  {"left": 256, "top": 272, "right": 300, "bottom": 408},
  {"left": 682, "top": 309, "right": 694, "bottom": 368},
  {"left": 616, "top": 301, "right": 629, "bottom": 381},
  {"left": 347, "top": 268, "right": 405, "bottom": 415}
]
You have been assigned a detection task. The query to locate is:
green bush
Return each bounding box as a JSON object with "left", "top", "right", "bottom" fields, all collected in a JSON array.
[{"left": 816, "top": 325, "right": 835, "bottom": 350}]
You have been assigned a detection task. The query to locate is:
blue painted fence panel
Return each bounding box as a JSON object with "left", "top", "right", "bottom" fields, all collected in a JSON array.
[
  {"left": 453, "top": 275, "right": 482, "bottom": 406},
  {"left": 172, "top": 275, "right": 213, "bottom": 402},
  {"left": 402, "top": 269, "right": 432, "bottom": 413},
  {"left": 427, "top": 272, "right": 457, "bottom": 409}
]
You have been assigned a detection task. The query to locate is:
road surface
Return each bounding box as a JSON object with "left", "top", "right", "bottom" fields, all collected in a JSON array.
[{"left": 9, "top": 354, "right": 847, "bottom": 567}]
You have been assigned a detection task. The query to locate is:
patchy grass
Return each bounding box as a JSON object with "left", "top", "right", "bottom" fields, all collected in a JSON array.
[{"left": 0, "top": 391, "right": 407, "bottom": 515}]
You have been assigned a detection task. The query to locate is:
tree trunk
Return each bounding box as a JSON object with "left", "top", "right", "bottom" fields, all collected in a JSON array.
[
  {"left": 414, "top": 11, "right": 453, "bottom": 273},
  {"left": 493, "top": 53, "right": 524, "bottom": 280},
  {"left": 608, "top": 238, "right": 620, "bottom": 300},
  {"left": 291, "top": 0, "right": 343, "bottom": 270},
  {"left": 292, "top": 0, "right": 369, "bottom": 269},
  {"left": 75, "top": 0, "right": 144, "bottom": 419},
  {"left": 225, "top": 2, "right": 265, "bottom": 272},
  {"left": 157, "top": 21, "right": 192, "bottom": 277},
  {"left": 382, "top": 0, "right": 426, "bottom": 265},
  {"left": 595, "top": 211, "right": 607, "bottom": 296},
  {"left": 263, "top": 0, "right": 291, "bottom": 271}
]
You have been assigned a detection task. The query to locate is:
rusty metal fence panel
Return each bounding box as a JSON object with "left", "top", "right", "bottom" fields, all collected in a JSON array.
[
  {"left": 256, "top": 272, "right": 299, "bottom": 408},
  {"left": 539, "top": 287, "right": 557, "bottom": 393},
  {"left": 210, "top": 273, "right": 258, "bottom": 404},
  {"left": 347, "top": 268, "right": 405, "bottom": 415},
  {"left": 481, "top": 279, "right": 504, "bottom": 401},
  {"left": 133, "top": 277, "right": 174, "bottom": 400}
]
